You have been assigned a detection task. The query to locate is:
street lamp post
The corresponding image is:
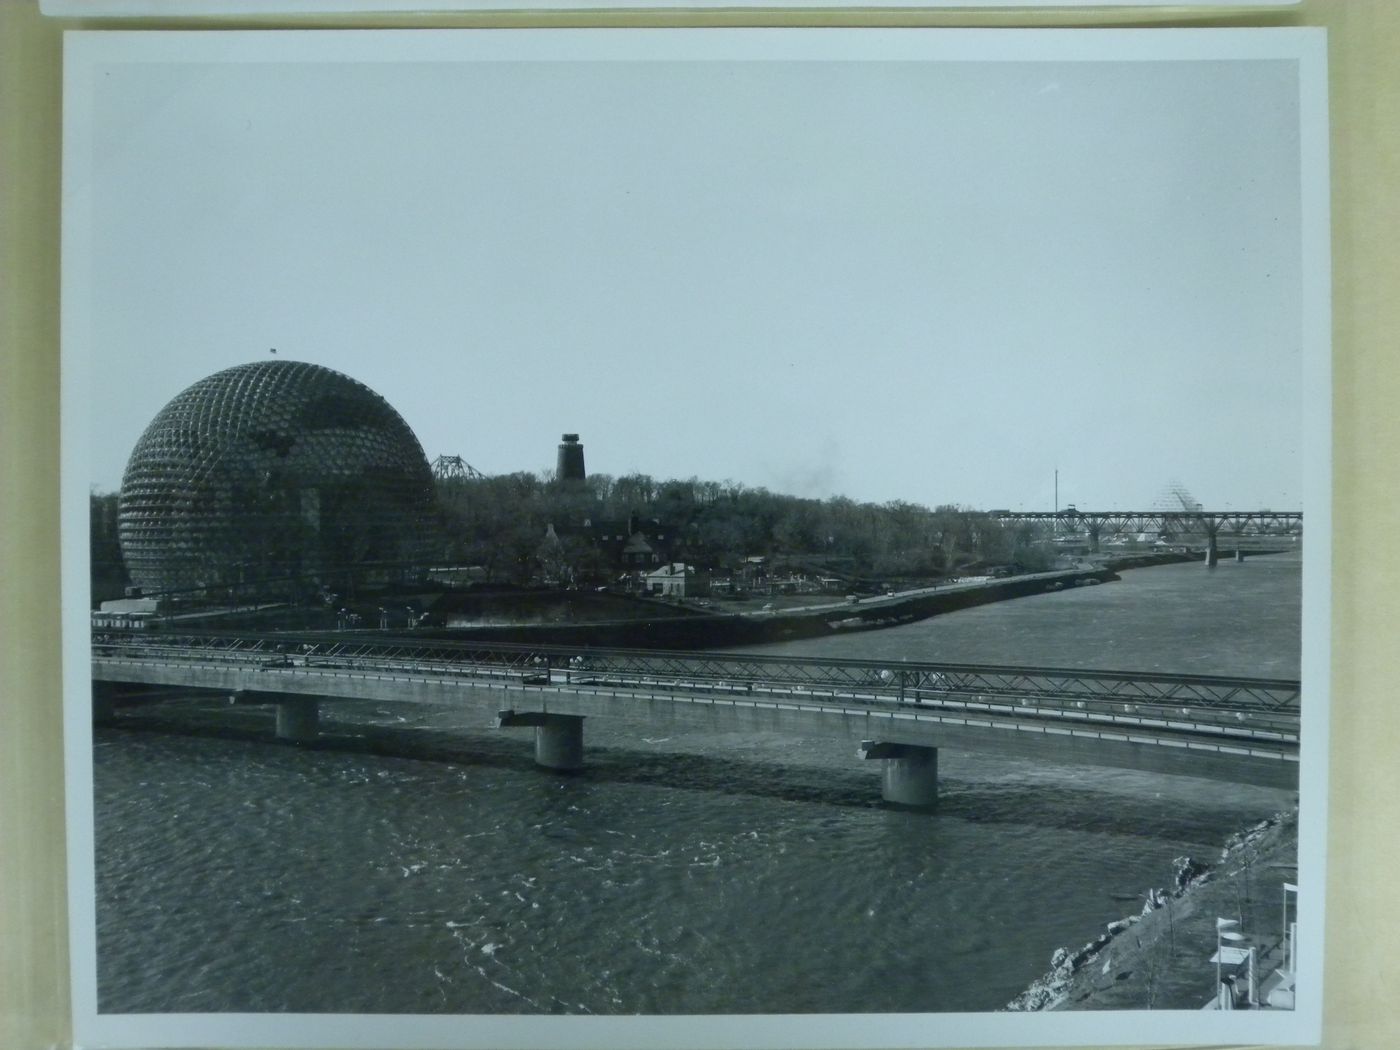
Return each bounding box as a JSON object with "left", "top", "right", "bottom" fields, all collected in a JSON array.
[
  {"left": 1282, "top": 882, "right": 1299, "bottom": 976},
  {"left": 1214, "top": 917, "right": 1248, "bottom": 1008}
]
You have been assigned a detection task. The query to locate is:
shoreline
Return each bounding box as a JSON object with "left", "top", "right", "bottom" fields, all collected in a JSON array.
[
  {"left": 1006, "top": 805, "right": 1298, "bottom": 1012},
  {"left": 147, "top": 549, "right": 1288, "bottom": 648},
  {"left": 401, "top": 550, "right": 1284, "bottom": 649},
  {"left": 397, "top": 565, "right": 1126, "bottom": 649}
]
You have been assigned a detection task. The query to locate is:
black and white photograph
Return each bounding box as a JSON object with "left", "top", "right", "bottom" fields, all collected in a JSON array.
[{"left": 61, "top": 27, "right": 1330, "bottom": 1050}]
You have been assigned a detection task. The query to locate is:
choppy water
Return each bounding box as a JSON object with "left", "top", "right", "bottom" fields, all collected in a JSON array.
[{"left": 94, "top": 555, "right": 1300, "bottom": 1014}]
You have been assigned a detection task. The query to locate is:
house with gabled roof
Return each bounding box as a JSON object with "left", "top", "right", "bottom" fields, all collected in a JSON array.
[{"left": 643, "top": 562, "right": 710, "bottom": 598}]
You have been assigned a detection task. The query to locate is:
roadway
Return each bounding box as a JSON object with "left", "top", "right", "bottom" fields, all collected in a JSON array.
[{"left": 92, "top": 635, "right": 1300, "bottom": 791}]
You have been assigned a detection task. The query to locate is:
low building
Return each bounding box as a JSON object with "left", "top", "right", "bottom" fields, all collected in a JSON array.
[
  {"left": 579, "top": 515, "right": 684, "bottom": 576},
  {"left": 619, "top": 529, "right": 663, "bottom": 570},
  {"left": 424, "top": 565, "right": 488, "bottom": 587},
  {"left": 644, "top": 562, "right": 710, "bottom": 598},
  {"left": 537, "top": 514, "right": 692, "bottom": 589},
  {"left": 91, "top": 609, "right": 156, "bottom": 630},
  {"left": 98, "top": 595, "right": 164, "bottom": 615}
]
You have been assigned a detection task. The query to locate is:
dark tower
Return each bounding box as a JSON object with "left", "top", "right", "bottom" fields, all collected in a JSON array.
[{"left": 556, "top": 433, "right": 586, "bottom": 483}]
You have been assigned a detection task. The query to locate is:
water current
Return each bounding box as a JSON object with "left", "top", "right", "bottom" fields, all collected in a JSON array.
[{"left": 93, "top": 554, "right": 1301, "bottom": 1014}]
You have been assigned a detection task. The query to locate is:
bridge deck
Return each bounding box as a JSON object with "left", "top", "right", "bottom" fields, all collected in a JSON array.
[{"left": 92, "top": 634, "right": 1300, "bottom": 789}]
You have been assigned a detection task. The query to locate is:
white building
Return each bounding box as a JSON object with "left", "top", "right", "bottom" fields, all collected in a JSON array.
[{"left": 643, "top": 562, "right": 710, "bottom": 598}]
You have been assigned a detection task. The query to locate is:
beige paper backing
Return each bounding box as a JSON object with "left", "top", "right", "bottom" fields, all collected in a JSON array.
[{"left": 3, "top": 1, "right": 1395, "bottom": 1047}]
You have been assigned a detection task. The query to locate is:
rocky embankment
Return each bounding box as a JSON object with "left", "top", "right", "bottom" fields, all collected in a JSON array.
[{"left": 1007, "top": 807, "right": 1298, "bottom": 1011}]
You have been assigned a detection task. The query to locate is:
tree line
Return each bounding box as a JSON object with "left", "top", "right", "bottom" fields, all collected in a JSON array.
[
  {"left": 90, "top": 474, "right": 1056, "bottom": 597},
  {"left": 434, "top": 471, "right": 1054, "bottom": 586}
]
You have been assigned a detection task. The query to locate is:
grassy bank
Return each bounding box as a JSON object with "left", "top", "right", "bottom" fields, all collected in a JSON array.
[{"left": 1007, "top": 806, "right": 1299, "bottom": 1011}]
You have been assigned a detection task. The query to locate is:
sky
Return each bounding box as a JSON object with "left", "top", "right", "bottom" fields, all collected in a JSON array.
[{"left": 72, "top": 33, "right": 1313, "bottom": 511}]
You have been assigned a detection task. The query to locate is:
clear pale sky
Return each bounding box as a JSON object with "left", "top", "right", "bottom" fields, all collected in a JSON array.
[{"left": 76, "top": 35, "right": 1308, "bottom": 510}]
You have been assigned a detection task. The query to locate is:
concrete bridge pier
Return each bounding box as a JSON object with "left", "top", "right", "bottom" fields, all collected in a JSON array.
[
  {"left": 496, "top": 710, "right": 585, "bottom": 771},
  {"left": 1204, "top": 534, "right": 1219, "bottom": 568},
  {"left": 275, "top": 699, "right": 320, "bottom": 742},
  {"left": 859, "top": 741, "right": 939, "bottom": 808},
  {"left": 536, "top": 717, "right": 584, "bottom": 771},
  {"left": 1236, "top": 549, "right": 1246, "bottom": 563}
]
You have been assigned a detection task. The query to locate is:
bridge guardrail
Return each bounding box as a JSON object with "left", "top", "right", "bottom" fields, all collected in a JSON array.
[
  {"left": 92, "top": 631, "right": 1300, "bottom": 707},
  {"left": 94, "top": 637, "right": 1300, "bottom": 755},
  {"left": 95, "top": 652, "right": 1296, "bottom": 764}
]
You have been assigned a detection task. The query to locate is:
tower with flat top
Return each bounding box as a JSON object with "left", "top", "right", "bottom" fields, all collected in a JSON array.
[{"left": 556, "top": 433, "right": 586, "bottom": 483}]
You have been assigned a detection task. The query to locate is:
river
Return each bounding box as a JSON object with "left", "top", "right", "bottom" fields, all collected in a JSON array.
[{"left": 92, "top": 554, "right": 1299, "bottom": 1015}]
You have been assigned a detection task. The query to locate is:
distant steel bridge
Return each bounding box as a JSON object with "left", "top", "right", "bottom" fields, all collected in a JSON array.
[
  {"left": 92, "top": 633, "right": 1301, "bottom": 805},
  {"left": 990, "top": 510, "right": 1303, "bottom": 557}
]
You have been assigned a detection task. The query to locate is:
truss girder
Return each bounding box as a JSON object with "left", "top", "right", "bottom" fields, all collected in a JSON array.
[
  {"left": 990, "top": 510, "right": 1302, "bottom": 536},
  {"left": 430, "top": 454, "right": 487, "bottom": 481},
  {"left": 95, "top": 632, "right": 1300, "bottom": 737}
]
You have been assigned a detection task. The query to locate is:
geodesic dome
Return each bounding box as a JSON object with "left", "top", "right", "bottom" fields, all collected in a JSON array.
[{"left": 118, "top": 361, "right": 436, "bottom": 595}]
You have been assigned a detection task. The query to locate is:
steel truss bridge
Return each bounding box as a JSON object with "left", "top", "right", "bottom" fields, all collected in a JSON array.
[
  {"left": 990, "top": 509, "right": 1302, "bottom": 556},
  {"left": 93, "top": 632, "right": 1300, "bottom": 791},
  {"left": 430, "top": 454, "right": 487, "bottom": 481},
  {"left": 991, "top": 509, "right": 1302, "bottom": 537}
]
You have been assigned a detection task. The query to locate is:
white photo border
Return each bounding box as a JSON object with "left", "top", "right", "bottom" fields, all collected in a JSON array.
[{"left": 62, "top": 26, "right": 1330, "bottom": 1050}]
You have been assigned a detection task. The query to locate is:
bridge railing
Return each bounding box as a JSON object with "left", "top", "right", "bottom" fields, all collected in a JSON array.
[
  {"left": 94, "top": 647, "right": 1299, "bottom": 764},
  {"left": 93, "top": 631, "right": 1300, "bottom": 735}
]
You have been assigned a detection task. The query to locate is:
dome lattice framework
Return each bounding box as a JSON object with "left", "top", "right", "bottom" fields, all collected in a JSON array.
[{"left": 118, "top": 361, "right": 437, "bottom": 595}]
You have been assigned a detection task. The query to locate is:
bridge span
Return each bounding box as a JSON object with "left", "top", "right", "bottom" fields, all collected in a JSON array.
[
  {"left": 991, "top": 509, "right": 1302, "bottom": 562},
  {"left": 92, "top": 634, "right": 1300, "bottom": 806}
]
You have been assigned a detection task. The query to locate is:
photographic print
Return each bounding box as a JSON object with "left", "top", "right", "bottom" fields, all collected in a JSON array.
[{"left": 62, "top": 27, "right": 1330, "bottom": 1049}]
